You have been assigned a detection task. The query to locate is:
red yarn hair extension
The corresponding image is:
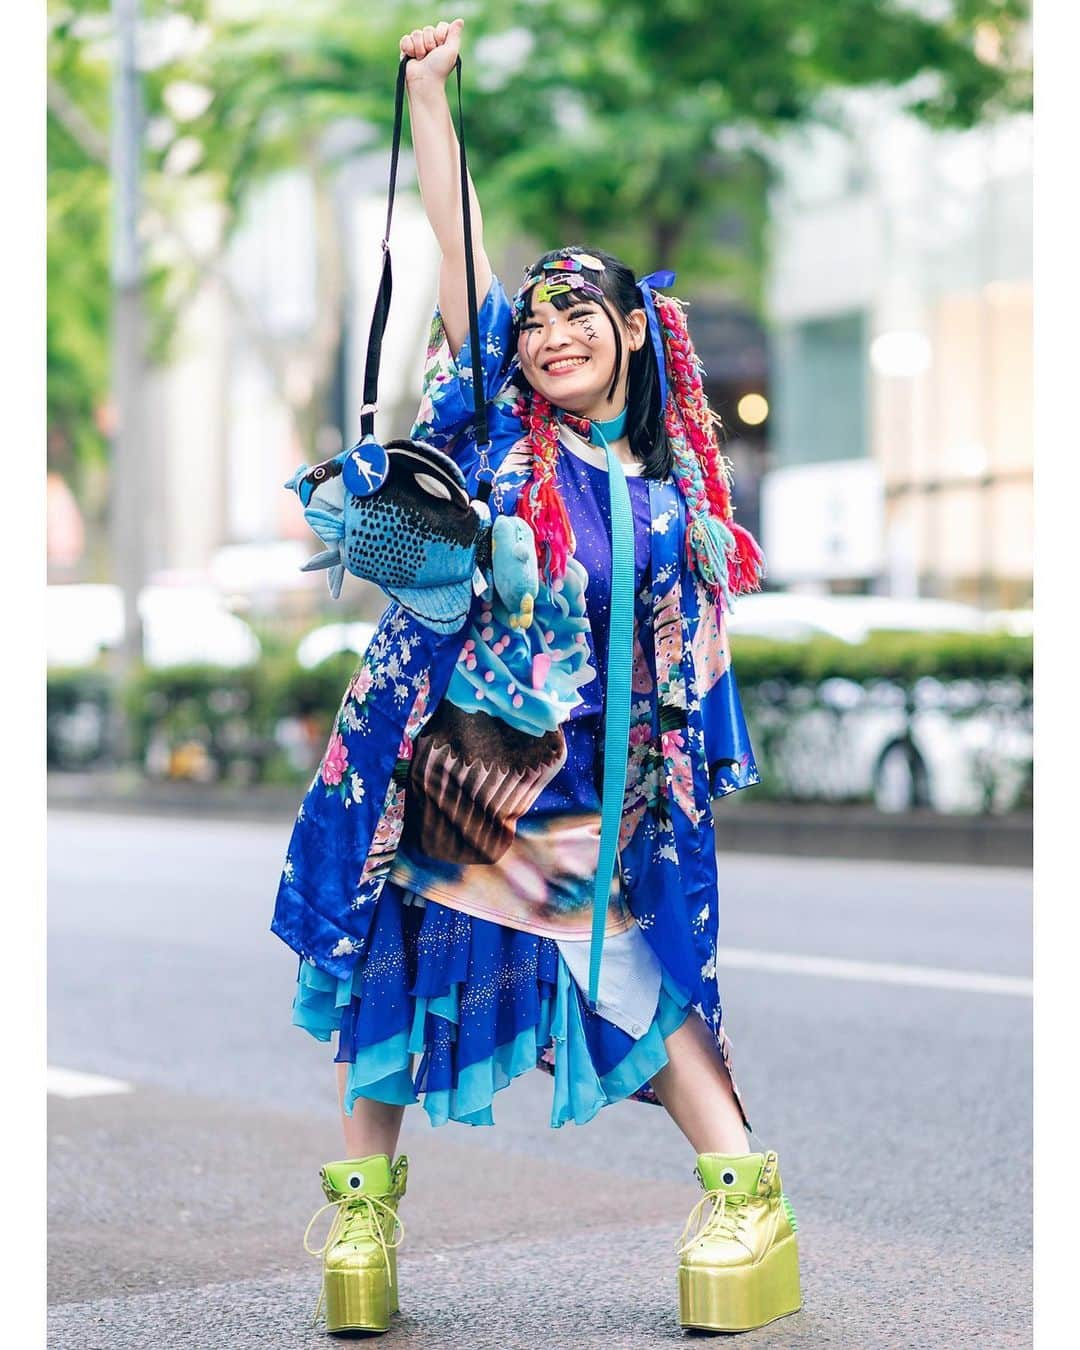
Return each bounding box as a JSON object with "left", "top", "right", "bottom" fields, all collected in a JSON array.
[{"left": 515, "top": 392, "right": 575, "bottom": 581}]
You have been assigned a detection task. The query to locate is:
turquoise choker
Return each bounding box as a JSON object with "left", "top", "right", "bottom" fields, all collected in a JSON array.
[
  {"left": 588, "top": 407, "right": 628, "bottom": 445},
  {"left": 556, "top": 406, "right": 628, "bottom": 446}
]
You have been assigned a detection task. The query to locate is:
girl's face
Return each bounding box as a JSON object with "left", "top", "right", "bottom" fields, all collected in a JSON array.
[{"left": 516, "top": 295, "right": 647, "bottom": 421}]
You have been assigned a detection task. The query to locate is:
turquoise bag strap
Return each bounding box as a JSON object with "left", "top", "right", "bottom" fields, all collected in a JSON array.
[{"left": 587, "top": 428, "right": 635, "bottom": 1009}]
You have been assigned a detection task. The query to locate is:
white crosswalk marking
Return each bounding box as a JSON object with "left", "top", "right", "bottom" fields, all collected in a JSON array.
[
  {"left": 47, "top": 1067, "right": 135, "bottom": 1098},
  {"left": 717, "top": 947, "right": 1032, "bottom": 998}
]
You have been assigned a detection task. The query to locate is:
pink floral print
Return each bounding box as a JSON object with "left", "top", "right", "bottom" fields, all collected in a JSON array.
[{"left": 321, "top": 732, "right": 349, "bottom": 786}]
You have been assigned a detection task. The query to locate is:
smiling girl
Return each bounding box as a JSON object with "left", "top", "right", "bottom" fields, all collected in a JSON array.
[{"left": 282, "top": 16, "right": 801, "bottom": 1338}]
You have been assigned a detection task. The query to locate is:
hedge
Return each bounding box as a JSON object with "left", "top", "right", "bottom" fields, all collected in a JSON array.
[
  {"left": 47, "top": 631, "right": 1032, "bottom": 801},
  {"left": 728, "top": 631, "right": 1032, "bottom": 686}
]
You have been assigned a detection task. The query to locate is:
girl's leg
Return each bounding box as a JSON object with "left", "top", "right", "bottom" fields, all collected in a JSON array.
[
  {"left": 336, "top": 1064, "right": 407, "bottom": 1159},
  {"left": 650, "top": 1012, "right": 750, "bottom": 1155}
]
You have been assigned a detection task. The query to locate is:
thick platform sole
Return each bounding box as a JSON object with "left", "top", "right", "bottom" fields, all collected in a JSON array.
[
  {"left": 678, "top": 1235, "right": 801, "bottom": 1333},
  {"left": 322, "top": 1262, "right": 398, "bottom": 1335}
]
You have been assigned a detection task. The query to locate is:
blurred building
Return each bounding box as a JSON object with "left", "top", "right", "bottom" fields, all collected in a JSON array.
[
  {"left": 692, "top": 306, "right": 770, "bottom": 545},
  {"left": 147, "top": 157, "right": 438, "bottom": 619},
  {"left": 147, "top": 90, "right": 1032, "bottom": 617},
  {"left": 760, "top": 93, "right": 1032, "bottom": 608}
]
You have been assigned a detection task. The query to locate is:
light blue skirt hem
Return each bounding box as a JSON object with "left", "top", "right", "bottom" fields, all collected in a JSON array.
[{"left": 294, "top": 956, "right": 691, "bottom": 1129}]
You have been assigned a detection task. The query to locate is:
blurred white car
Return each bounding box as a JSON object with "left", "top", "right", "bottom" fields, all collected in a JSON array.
[
  {"left": 46, "top": 584, "right": 260, "bottom": 668},
  {"left": 725, "top": 592, "right": 987, "bottom": 644},
  {"left": 984, "top": 609, "right": 1034, "bottom": 636},
  {"left": 727, "top": 593, "right": 1031, "bottom": 813},
  {"left": 751, "top": 675, "right": 1031, "bottom": 814},
  {"left": 296, "top": 621, "right": 378, "bottom": 670}
]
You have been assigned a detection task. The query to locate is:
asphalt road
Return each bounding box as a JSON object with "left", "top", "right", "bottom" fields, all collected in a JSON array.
[{"left": 47, "top": 811, "right": 1032, "bottom": 1348}]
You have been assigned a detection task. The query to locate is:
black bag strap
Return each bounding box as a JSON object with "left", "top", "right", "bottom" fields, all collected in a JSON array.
[
  {"left": 451, "top": 57, "right": 490, "bottom": 464},
  {"left": 359, "top": 56, "right": 490, "bottom": 483}
]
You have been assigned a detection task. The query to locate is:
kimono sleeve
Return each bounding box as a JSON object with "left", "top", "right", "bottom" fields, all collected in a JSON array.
[
  {"left": 702, "top": 662, "right": 761, "bottom": 798},
  {"left": 410, "top": 275, "right": 515, "bottom": 452},
  {"left": 692, "top": 595, "right": 761, "bottom": 799}
]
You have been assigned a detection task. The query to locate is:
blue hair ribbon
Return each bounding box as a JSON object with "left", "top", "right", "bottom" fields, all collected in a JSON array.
[{"left": 636, "top": 269, "right": 676, "bottom": 410}]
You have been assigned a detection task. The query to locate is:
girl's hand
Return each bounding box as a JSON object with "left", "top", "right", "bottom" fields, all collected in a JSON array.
[{"left": 400, "top": 19, "right": 465, "bottom": 86}]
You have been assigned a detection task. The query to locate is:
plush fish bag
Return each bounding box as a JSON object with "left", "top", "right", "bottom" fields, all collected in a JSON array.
[
  {"left": 285, "top": 437, "right": 494, "bottom": 634},
  {"left": 283, "top": 59, "right": 538, "bottom": 636}
]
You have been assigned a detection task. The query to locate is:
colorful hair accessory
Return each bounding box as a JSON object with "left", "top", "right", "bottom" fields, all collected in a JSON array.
[
  {"left": 533, "top": 280, "right": 572, "bottom": 303},
  {"left": 511, "top": 274, "right": 544, "bottom": 317},
  {"left": 550, "top": 274, "right": 605, "bottom": 301},
  {"left": 512, "top": 272, "right": 604, "bottom": 317},
  {"left": 569, "top": 252, "right": 604, "bottom": 271},
  {"left": 543, "top": 258, "right": 583, "bottom": 272}
]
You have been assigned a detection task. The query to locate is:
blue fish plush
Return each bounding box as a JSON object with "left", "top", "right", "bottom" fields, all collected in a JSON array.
[{"left": 285, "top": 437, "right": 538, "bottom": 636}]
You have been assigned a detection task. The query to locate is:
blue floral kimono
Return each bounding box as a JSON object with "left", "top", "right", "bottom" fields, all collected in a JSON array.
[{"left": 273, "top": 278, "right": 760, "bottom": 1129}]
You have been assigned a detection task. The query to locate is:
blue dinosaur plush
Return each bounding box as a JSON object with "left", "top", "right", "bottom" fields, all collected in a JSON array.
[
  {"left": 490, "top": 514, "right": 539, "bottom": 632},
  {"left": 285, "top": 436, "right": 538, "bottom": 636}
]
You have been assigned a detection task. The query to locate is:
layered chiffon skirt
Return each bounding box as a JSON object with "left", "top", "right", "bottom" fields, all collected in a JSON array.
[{"left": 292, "top": 879, "right": 692, "bottom": 1129}]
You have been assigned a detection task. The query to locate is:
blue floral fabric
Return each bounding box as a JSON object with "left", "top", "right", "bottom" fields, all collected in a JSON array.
[{"left": 272, "top": 275, "right": 759, "bottom": 1127}]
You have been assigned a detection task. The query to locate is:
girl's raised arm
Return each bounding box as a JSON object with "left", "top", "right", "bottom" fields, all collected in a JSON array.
[{"left": 401, "top": 20, "right": 493, "bottom": 356}]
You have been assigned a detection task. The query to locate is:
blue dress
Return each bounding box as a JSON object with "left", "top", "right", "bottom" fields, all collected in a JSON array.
[{"left": 279, "top": 277, "right": 760, "bottom": 1129}]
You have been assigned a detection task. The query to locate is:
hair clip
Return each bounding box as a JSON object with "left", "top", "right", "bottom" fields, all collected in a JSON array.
[
  {"left": 533, "top": 280, "right": 572, "bottom": 303},
  {"left": 512, "top": 270, "right": 604, "bottom": 318},
  {"left": 568, "top": 252, "right": 604, "bottom": 271},
  {"left": 553, "top": 274, "right": 602, "bottom": 298}
]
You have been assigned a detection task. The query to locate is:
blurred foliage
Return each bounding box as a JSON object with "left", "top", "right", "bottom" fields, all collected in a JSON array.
[
  {"left": 48, "top": 630, "right": 1032, "bottom": 813},
  {"left": 46, "top": 665, "right": 113, "bottom": 769},
  {"left": 48, "top": 0, "right": 1031, "bottom": 486},
  {"left": 730, "top": 629, "right": 1033, "bottom": 686},
  {"left": 47, "top": 0, "right": 196, "bottom": 494},
  {"left": 47, "top": 5, "right": 112, "bottom": 488},
  {"left": 121, "top": 659, "right": 269, "bottom": 782},
  {"left": 259, "top": 650, "right": 357, "bottom": 720}
]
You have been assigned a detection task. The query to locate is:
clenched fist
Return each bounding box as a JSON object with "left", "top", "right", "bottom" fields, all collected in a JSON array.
[{"left": 400, "top": 18, "right": 465, "bottom": 86}]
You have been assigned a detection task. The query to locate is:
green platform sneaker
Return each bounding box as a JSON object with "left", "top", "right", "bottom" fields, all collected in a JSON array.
[
  {"left": 303, "top": 1154, "right": 408, "bottom": 1334},
  {"left": 676, "top": 1150, "right": 801, "bottom": 1333}
]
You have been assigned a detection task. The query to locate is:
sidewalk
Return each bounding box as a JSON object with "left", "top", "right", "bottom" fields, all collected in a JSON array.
[{"left": 47, "top": 771, "right": 1031, "bottom": 868}]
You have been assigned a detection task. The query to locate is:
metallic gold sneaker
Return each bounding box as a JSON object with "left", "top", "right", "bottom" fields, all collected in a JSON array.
[
  {"left": 676, "top": 1150, "right": 801, "bottom": 1333},
  {"left": 303, "top": 1154, "right": 408, "bottom": 1334}
]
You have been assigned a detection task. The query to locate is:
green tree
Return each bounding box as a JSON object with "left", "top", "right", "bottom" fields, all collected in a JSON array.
[
  {"left": 47, "top": 3, "right": 112, "bottom": 498},
  {"left": 469, "top": 0, "right": 1031, "bottom": 287},
  {"left": 48, "top": 0, "right": 1031, "bottom": 495}
]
